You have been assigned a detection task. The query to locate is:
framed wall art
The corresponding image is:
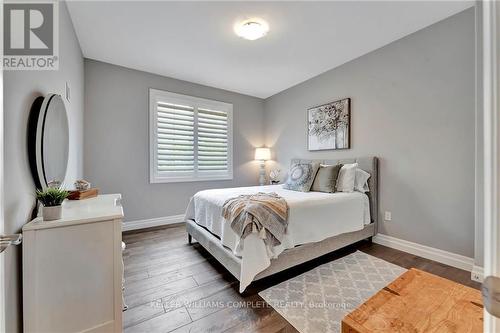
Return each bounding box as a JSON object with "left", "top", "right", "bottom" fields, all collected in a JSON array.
[{"left": 307, "top": 98, "right": 350, "bottom": 151}]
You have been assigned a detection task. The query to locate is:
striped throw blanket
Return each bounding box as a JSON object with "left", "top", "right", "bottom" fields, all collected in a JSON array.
[{"left": 222, "top": 192, "right": 289, "bottom": 247}]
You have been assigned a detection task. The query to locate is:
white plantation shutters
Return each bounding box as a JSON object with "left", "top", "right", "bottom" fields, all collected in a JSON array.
[
  {"left": 197, "top": 108, "right": 230, "bottom": 173},
  {"left": 156, "top": 102, "right": 195, "bottom": 173},
  {"left": 150, "top": 89, "right": 233, "bottom": 183}
]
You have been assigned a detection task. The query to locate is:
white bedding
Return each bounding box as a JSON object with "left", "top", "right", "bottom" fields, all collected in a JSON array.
[{"left": 184, "top": 185, "right": 370, "bottom": 292}]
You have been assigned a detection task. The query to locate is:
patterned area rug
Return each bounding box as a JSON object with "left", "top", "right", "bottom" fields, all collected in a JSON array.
[{"left": 259, "top": 251, "right": 406, "bottom": 333}]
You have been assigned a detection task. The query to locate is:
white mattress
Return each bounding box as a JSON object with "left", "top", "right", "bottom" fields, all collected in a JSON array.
[{"left": 184, "top": 185, "right": 370, "bottom": 291}]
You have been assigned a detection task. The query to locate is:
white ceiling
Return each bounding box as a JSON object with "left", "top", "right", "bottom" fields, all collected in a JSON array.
[{"left": 67, "top": 1, "right": 473, "bottom": 99}]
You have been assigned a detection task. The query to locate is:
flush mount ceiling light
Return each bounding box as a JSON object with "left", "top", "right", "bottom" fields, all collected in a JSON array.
[{"left": 234, "top": 19, "right": 269, "bottom": 41}]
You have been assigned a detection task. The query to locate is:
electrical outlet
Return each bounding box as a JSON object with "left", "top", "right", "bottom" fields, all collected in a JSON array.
[
  {"left": 384, "top": 211, "right": 392, "bottom": 221},
  {"left": 471, "top": 272, "right": 482, "bottom": 282}
]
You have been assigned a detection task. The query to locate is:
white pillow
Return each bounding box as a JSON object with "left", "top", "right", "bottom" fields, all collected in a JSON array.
[
  {"left": 336, "top": 163, "right": 358, "bottom": 192},
  {"left": 355, "top": 168, "right": 371, "bottom": 193}
]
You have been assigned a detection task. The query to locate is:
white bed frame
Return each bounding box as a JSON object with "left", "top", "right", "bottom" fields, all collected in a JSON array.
[{"left": 186, "top": 156, "right": 378, "bottom": 282}]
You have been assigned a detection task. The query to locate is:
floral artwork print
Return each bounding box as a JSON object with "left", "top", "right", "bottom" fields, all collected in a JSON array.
[{"left": 308, "top": 98, "right": 350, "bottom": 150}]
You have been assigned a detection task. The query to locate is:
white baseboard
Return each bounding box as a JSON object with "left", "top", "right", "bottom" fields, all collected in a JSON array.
[
  {"left": 471, "top": 265, "right": 484, "bottom": 282},
  {"left": 122, "top": 214, "right": 185, "bottom": 232},
  {"left": 373, "top": 233, "right": 474, "bottom": 272}
]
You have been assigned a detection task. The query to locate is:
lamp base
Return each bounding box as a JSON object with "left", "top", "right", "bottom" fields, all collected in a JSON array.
[{"left": 259, "top": 161, "right": 266, "bottom": 186}]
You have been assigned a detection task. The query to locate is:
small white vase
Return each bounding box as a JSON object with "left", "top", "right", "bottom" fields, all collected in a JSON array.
[{"left": 42, "top": 205, "right": 62, "bottom": 221}]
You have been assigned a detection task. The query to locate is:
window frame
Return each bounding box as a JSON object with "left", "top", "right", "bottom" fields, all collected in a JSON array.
[{"left": 149, "top": 88, "right": 233, "bottom": 183}]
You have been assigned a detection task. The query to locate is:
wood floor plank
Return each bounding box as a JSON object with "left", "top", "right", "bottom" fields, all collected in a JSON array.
[
  {"left": 124, "top": 242, "right": 201, "bottom": 262},
  {"left": 186, "top": 285, "right": 244, "bottom": 321},
  {"left": 192, "top": 270, "right": 236, "bottom": 286},
  {"left": 125, "top": 258, "right": 219, "bottom": 292},
  {"left": 123, "top": 226, "right": 186, "bottom": 243},
  {"left": 124, "top": 306, "right": 192, "bottom": 333},
  {"left": 123, "top": 223, "right": 184, "bottom": 237},
  {"left": 124, "top": 238, "right": 192, "bottom": 255},
  {"left": 168, "top": 295, "right": 273, "bottom": 333},
  {"left": 124, "top": 237, "right": 189, "bottom": 253},
  {"left": 126, "top": 244, "right": 208, "bottom": 264},
  {"left": 148, "top": 256, "right": 209, "bottom": 277},
  {"left": 124, "top": 270, "right": 149, "bottom": 282},
  {"left": 125, "top": 276, "right": 198, "bottom": 308},
  {"left": 123, "top": 302, "right": 165, "bottom": 328},
  {"left": 125, "top": 248, "right": 210, "bottom": 273},
  {"left": 224, "top": 311, "right": 297, "bottom": 333},
  {"left": 125, "top": 256, "right": 219, "bottom": 292},
  {"left": 162, "top": 277, "right": 236, "bottom": 314},
  {"left": 127, "top": 259, "right": 232, "bottom": 296}
]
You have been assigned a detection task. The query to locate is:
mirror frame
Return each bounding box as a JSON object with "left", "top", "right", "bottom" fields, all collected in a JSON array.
[{"left": 27, "top": 94, "right": 69, "bottom": 190}]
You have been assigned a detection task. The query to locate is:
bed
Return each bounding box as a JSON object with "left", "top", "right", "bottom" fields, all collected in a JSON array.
[{"left": 185, "top": 156, "right": 378, "bottom": 292}]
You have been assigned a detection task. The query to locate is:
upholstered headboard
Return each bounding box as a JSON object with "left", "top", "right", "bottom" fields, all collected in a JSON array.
[{"left": 290, "top": 156, "right": 379, "bottom": 231}]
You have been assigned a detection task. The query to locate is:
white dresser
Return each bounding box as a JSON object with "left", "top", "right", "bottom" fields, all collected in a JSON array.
[{"left": 22, "top": 194, "right": 124, "bottom": 333}]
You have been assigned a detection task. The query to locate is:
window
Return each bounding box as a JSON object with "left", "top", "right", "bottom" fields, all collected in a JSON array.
[{"left": 149, "top": 89, "right": 233, "bottom": 183}]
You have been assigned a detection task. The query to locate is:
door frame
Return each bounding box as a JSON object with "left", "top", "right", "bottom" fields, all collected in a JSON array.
[
  {"left": 483, "top": 0, "right": 500, "bottom": 331},
  {"left": 0, "top": 0, "right": 5, "bottom": 330},
  {"left": 0, "top": 0, "right": 5, "bottom": 329},
  {"left": 0, "top": 68, "right": 4, "bottom": 333}
]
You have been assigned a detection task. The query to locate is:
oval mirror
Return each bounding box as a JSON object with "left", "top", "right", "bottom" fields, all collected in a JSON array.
[{"left": 28, "top": 94, "right": 69, "bottom": 189}]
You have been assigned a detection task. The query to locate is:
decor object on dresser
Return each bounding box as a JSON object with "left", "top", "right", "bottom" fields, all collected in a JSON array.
[
  {"left": 22, "top": 194, "right": 124, "bottom": 333},
  {"left": 342, "top": 268, "right": 483, "bottom": 333},
  {"left": 74, "top": 179, "right": 91, "bottom": 190},
  {"left": 35, "top": 186, "right": 69, "bottom": 221},
  {"left": 68, "top": 188, "right": 99, "bottom": 200},
  {"left": 308, "top": 97, "right": 351, "bottom": 150},
  {"left": 27, "top": 93, "right": 70, "bottom": 189},
  {"left": 69, "top": 179, "right": 98, "bottom": 200},
  {"left": 259, "top": 251, "right": 406, "bottom": 333},
  {"left": 255, "top": 147, "right": 271, "bottom": 185}
]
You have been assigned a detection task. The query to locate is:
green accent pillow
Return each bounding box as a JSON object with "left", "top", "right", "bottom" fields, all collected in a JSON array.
[
  {"left": 311, "top": 164, "right": 343, "bottom": 193},
  {"left": 282, "top": 162, "right": 320, "bottom": 192}
]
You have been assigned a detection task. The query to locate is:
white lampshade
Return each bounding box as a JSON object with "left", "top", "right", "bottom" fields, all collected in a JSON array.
[{"left": 255, "top": 147, "right": 271, "bottom": 161}]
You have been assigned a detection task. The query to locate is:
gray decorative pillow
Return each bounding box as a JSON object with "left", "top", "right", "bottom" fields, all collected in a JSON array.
[
  {"left": 311, "top": 164, "right": 343, "bottom": 193},
  {"left": 282, "top": 162, "right": 320, "bottom": 192}
]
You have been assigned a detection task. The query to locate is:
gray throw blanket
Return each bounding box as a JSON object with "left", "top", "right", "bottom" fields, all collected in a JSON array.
[{"left": 222, "top": 192, "right": 289, "bottom": 247}]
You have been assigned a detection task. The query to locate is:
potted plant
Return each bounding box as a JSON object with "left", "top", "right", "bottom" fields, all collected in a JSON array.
[{"left": 36, "top": 187, "right": 69, "bottom": 221}]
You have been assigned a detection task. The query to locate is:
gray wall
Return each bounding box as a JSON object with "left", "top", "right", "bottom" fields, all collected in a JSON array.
[
  {"left": 3, "top": 2, "right": 84, "bottom": 332},
  {"left": 264, "top": 9, "right": 475, "bottom": 257},
  {"left": 84, "top": 60, "right": 264, "bottom": 221}
]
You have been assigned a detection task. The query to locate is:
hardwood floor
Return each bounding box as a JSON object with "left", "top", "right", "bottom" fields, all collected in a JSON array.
[{"left": 122, "top": 225, "right": 480, "bottom": 333}]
